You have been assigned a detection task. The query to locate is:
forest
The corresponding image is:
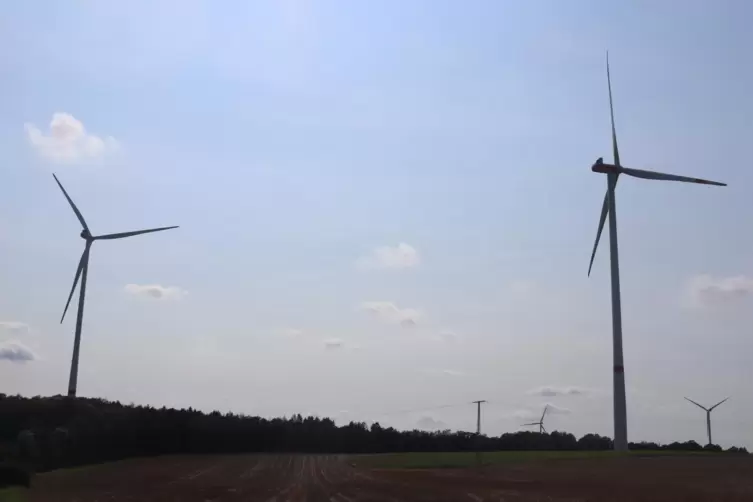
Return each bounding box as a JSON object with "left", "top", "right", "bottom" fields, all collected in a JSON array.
[{"left": 0, "top": 394, "right": 747, "bottom": 472}]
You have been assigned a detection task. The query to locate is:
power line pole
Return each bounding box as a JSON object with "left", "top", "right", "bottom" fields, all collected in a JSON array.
[{"left": 472, "top": 400, "right": 486, "bottom": 435}]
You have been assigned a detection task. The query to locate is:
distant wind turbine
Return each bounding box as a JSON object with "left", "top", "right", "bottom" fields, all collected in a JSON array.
[
  {"left": 685, "top": 397, "right": 729, "bottom": 446},
  {"left": 522, "top": 405, "right": 548, "bottom": 434},
  {"left": 587, "top": 53, "right": 726, "bottom": 452},
  {"left": 53, "top": 174, "right": 178, "bottom": 398},
  {"left": 472, "top": 400, "right": 486, "bottom": 435}
]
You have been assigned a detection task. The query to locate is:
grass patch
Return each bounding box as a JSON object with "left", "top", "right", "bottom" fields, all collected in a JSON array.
[
  {"left": 352, "top": 450, "right": 713, "bottom": 469},
  {"left": 0, "top": 488, "right": 28, "bottom": 502}
]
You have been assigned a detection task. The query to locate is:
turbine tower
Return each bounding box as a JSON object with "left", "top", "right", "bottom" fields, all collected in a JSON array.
[
  {"left": 685, "top": 397, "right": 729, "bottom": 446},
  {"left": 54, "top": 174, "right": 178, "bottom": 398},
  {"left": 522, "top": 405, "right": 548, "bottom": 434},
  {"left": 472, "top": 400, "right": 486, "bottom": 435},
  {"left": 587, "top": 53, "right": 726, "bottom": 451}
]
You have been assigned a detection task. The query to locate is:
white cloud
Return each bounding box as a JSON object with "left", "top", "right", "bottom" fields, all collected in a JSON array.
[
  {"left": 439, "top": 330, "right": 460, "bottom": 342},
  {"left": 0, "top": 322, "right": 31, "bottom": 336},
  {"left": 687, "top": 274, "right": 753, "bottom": 307},
  {"left": 416, "top": 416, "right": 448, "bottom": 431},
  {"left": 507, "top": 404, "right": 571, "bottom": 422},
  {"left": 527, "top": 386, "right": 590, "bottom": 397},
  {"left": 0, "top": 341, "right": 37, "bottom": 363},
  {"left": 356, "top": 243, "right": 420, "bottom": 270},
  {"left": 441, "top": 369, "right": 465, "bottom": 377},
  {"left": 499, "top": 409, "right": 539, "bottom": 421},
  {"left": 125, "top": 284, "right": 187, "bottom": 300},
  {"left": 359, "top": 301, "right": 422, "bottom": 327},
  {"left": 422, "top": 330, "right": 461, "bottom": 344},
  {"left": 25, "top": 113, "right": 120, "bottom": 164},
  {"left": 279, "top": 328, "right": 304, "bottom": 338},
  {"left": 508, "top": 279, "right": 537, "bottom": 297},
  {"left": 543, "top": 403, "right": 571, "bottom": 415},
  {"left": 420, "top": 368, "right": 468, "bottom": 377},
  {"left": 323, "top": 338, "right": 344, "bottom": 350},
  {"left": 439, "top": 330, "right": 458, "bottom": 340}
]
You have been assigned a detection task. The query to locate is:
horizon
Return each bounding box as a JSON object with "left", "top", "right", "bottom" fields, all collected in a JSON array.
[
  {"left": 4, "top": 392, "right": 744, "bottom": 451},
  {"left": 2, "top": 1, "right": 753, "bottom": 450}
]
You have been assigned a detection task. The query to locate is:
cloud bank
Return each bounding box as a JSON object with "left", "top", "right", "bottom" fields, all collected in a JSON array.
[
  {"left": 0, "top": 341, "right": 37, "bottom": 363},
  {"left": 360, "top": 301, "right": 422, "bottom": 327},
  {"left": 0, "top": 322, "right": 31, "bottom": 336},
  {"left": 323, "top": 338, "right": 344, "bottom": 350},
  {"left": 421, "top": 368, "right": 466, "bottom": 377},
  {"left": 280, "top": 328, "right": 304, "bottom": 338},
  {"left": 416, "top": 416, "right": 448, "bottom": 431},
  {"left": 527, "top": 386, "right": 590, "bottom": 397},
  {"left": 543, "top": 403, "right": 571, "bottom": 415},
  {"left": 25, "top": 113, "right": 120, "bottom": 164},
  {"left": 125, "top": 284, "right": 187, "bottom": 300},
  {"left": 508, "top": 403, "right": 572, "bottom": 422},
  {"left": 356, "top": 243, "right": 420, "bottom": 270},
  {"left": 687, "top": 274, "right": 753, "bottom": 307}
]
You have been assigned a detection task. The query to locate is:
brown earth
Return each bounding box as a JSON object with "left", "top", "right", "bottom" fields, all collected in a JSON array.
[{"left": 19, "top": 453, "right": 753, "bottom": 501}]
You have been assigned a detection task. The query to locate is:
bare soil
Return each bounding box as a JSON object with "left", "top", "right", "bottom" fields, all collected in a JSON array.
[{"left": 19, "top": 453, "right": 753, "bottom": 501}]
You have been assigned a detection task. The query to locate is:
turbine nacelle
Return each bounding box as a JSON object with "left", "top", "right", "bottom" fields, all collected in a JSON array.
[
  {"left": 590, "top": 160, "right": 725, "bottom": 186},
  {"left": 591, "top": 157, "right": 619, "bottom": 174},
  {"left": 56, "top": 174, "right": 179, "bottom": 325}
]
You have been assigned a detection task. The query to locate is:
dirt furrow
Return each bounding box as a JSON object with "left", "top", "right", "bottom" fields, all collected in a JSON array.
[{"left": 23, "top": 453, "right": 753, "bottom": 501}]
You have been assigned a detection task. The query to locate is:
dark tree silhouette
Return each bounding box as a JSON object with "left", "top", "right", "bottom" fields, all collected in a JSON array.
[
  {"left": 0, "top": 394, "right": 746, "bottom": 472},
  {"left": 0, "top": 464, "right": 31, "bottom": 488},
  {"left": 578, "top": 433, "right": 613, "bottom": 451}
]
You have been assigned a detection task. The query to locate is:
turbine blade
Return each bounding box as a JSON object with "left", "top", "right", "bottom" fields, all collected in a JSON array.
[
  {"left": 61, "top": 247, "right": 89, "bottom": 323},
  {"left": 94, "top": 226, "right": 179, "bottom": 240},
  {"left": 522, "top": 422, "right": 538, "bottom": 426},
  {"left": 587, "top": 191, "right": 609, "bottom": 277},
  {"left": 607, "top": 51, "right": 620, "bottom": 167},
  {"left": 53, "top": 174, "right": 89, "bottom": 231},
  {"left": 619, "top": 167, "right": 726, "bottom": 186},
  {"left": 541, "top": 425, "right": 547, "bottom": 434},
  {"left": 685, "top": 397, "right": 708, "bottom": 411},
  {"left": 588, "top": 52, "right": 623, "bottom": 277},
  {"left": 709, "top": 397, "right": 729, "bottom": 411},
  {"left": 541, "top": 405, "right": 548, "bottom": 422}
]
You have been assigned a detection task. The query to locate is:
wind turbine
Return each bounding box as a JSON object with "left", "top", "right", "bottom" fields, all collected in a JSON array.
[
  {"left": 472, "top": 400, "right": 486, "bottom": 435},
  {"left": 53, "top": 174, "right": 178, "bottom": 398},
  {"left": 522, "top": 405, "right": 548, "bottom": 434},
  {"left": 685, "top": 397, "right": 729, "bottom": 446},
  {"left": 586, "top": 53, "right": 726, "bottom": 452}
]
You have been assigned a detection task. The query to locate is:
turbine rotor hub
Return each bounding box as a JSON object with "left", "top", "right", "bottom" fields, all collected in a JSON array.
[{"left": 80, "top": 229, "right": 93, "bottom": 240}]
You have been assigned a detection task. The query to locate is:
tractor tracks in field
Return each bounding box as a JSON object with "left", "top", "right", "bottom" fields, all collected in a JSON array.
[{"left": 29, "top": 454, "right": 578, "bottom": 502}]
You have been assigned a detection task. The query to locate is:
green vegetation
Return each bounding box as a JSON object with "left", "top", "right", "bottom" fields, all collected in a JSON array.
[
  {"left": 352, "top": 450, "right": 714, "bottom": 469},
  {"left": 0, "top": 488, "right": 27, "bottom": 502}
]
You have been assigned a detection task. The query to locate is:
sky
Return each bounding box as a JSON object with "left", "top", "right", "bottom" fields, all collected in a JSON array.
[{"left": 2, "top": 0, "right": 753, "bottom": 448}]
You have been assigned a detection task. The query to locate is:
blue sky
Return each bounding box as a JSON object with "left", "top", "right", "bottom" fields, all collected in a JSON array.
[{"left": 2, "top": 0, "right": 753, "bottom": 447}]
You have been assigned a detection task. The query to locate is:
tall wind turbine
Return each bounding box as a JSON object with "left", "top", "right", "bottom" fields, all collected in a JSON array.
[
  {"left": 685, "top": 397, "right": 729, "bottom": 446},
  {"left": 522, "top": 405, "right": 548, "bottom": 434},
  {"left": 472, "top": 400, "right": 486, "bottom": 435},
  {"left": 587, "top": 53, "right": 726, "bottom": 452},
  {"left": 54, "top": 174, "right": 178, "bottom": 398}
]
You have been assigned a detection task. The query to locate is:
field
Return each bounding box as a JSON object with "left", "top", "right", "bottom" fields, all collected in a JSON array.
[
  {"left": 350, "top": 450, "right": 712, "bottom": 469},
  {"left": 6, "top": 452, "right": 753, "bottom": 501}
]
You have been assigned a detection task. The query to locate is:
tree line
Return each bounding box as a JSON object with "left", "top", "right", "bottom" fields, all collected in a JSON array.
[{"left": 0, "top": 394, "right": 747, "bottom": 472}]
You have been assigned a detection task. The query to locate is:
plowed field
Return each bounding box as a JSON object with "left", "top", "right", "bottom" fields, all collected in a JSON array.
[{"left": 19, "top": 453, "right": 753, "bottom": 501}]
